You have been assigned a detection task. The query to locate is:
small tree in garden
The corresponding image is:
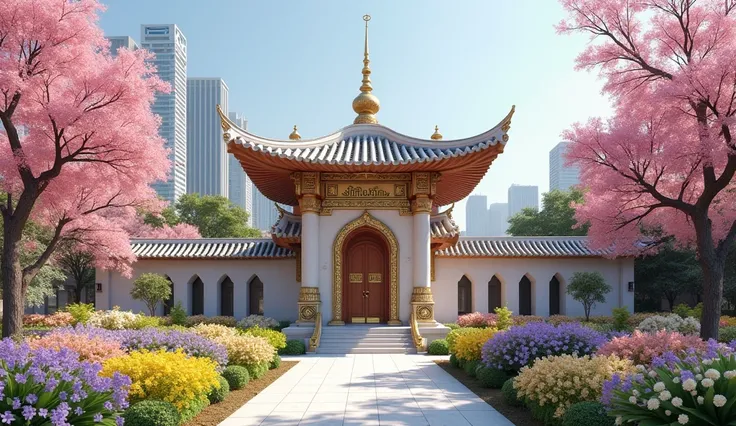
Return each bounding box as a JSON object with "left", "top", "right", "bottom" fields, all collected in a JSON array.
[
  {"left": 567, "top": 272, "right": 611, "bottom": 321},
  {"left": 131, "top": 273, "right": 172, "bottom": 316},
  {"left": 558, "top": 0, "right": 736, "bottom": 339}
]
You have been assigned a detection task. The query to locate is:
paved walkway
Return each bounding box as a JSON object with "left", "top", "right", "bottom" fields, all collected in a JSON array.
[{"left": 218, "top": 354, "right": 515, "bottom": 426}]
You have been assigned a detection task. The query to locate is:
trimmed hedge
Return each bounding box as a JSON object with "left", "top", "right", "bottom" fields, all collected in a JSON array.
[
  {"left": 270, "top": 354, "right": 282, "bottom": 370},
  {"left": 562, "top": 402, "right": 615, "bottom": 426},
  {"left": 501, "top": 378, "right": 523, "bottom": 407},
  {"left": 428, "top": 339, "right": 449, "bottom": 355},
  {"left": 463, "top": 359, "right": 481, "bottom": 378},
  {"left": 222, "top": 365, "right": 250, "bottom": 390},
  {"left": 477, "top": 366, "right": 510, "bottom": 389},
  {"left": 208, "top": 376, "right": 230, "bottom": 404},
  {"left": 123, "top": 400, "right": 180, "bottom": 426},
  {"left": 279, "top": 339, "right": 306, "bottom": 355}
]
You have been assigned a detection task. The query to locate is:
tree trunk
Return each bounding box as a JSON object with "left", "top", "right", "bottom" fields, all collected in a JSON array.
[
  {"left": 1, "top": 234, "right": 24, "bottom": 338},
  {"left": 699, "top": 255, "right": 725, "bottom": 340}
]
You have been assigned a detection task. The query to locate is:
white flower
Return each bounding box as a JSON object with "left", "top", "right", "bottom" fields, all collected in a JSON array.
[
  {"left": 695, "top": 367, "right": 701, "bottom": 373},
  {"left": 678, "top": 414, "right": 689, "bottom": 424},
  {"left": 682, "top": 378, "right": 697, "bottom": 391},
  {"left": 637, "top": 365, "right": 647, "bottom": 372},
  {"left": 659, "top": 390, "right": 672, "bottom": 401},
  {"left": 702, "top": 378, "right": 715, "bottom": 388},
  {"left": 673, "top": 377, "right": 681, "bottom": 383},
  {"left": 653, "top": 382, "right": 666, "bottom": 392},
  {"left": 691, "top": 390, "right": 698, "bottom": 396},
  {"left": 615, "top": 417, "right": 623, "bottom": 425},
  {"left": 696, "top": 374, "right": 703, "bottom": 381},
  {"left": 665, "top": 410, "right": 672, "bottom": 416},
  {"left": 647, "top": 398, "right": 660, "bottom": 410},
  {"left": 725, "top": 370, "right": 736, "bottom": 379},
  {"left": 674, "top": 368, "right": 681, "bottom": 374},
  {"left": 705, "top": 369, "right": 721, "bottom": 380},
  {"left": 698, "top": 396, "right": 704, "bottom": 404},
  {"left": 702, "top": 359, "right": 713, "bottom": 365},
  {"left": 632, "top": 389, "right": 640, "bottom": 396},
  {"left": 714, "top": 394, "right": 727, "bottom": 407},
  {"left": 629, "top": 396, "right": 637, "bottom": 404},
  {"left": 649, "top": 370, "right": 658, "bottom": 378},
  {"left": 672, "top": 397, "right": 683, "bottom": 407}
]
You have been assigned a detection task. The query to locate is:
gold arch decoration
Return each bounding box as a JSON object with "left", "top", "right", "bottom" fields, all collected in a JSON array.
[{"left": 330, "top": 211, "right": 401, "bottom": 325}]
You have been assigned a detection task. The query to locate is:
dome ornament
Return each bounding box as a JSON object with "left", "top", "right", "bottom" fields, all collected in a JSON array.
[
  {"left": 289, "top": 125, "right": 301, "bottom": 140},
  {"left": 352, "top": 14, "right": 380, "bottom": 124},
  {"left": 431, "top": 125, "right": 443, "bottom": 140}
]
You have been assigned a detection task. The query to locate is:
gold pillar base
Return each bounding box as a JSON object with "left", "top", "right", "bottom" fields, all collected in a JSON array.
[
  {"left": 328, "top": 320, "right": 345, "bottom": 326},
  {"left": 411, "top": 287, "right": 435, "bottom": 323},
  {"left": 297, "top": 287, "right": 321, "bottom": 324}
]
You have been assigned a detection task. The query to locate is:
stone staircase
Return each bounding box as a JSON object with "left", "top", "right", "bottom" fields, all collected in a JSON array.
[{"left": 316, "top": 325, "right": 417, "bottom": 354}]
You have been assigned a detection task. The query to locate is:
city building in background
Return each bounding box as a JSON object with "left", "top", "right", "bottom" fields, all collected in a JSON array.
[
  {"left": 549, "top": 141, "right": 580, "bottom": 191},
  {"left": 141, "top": 24, "right": 188, "bottom": 203},
  {"left": 252, "top": 191, "right": 283, "bottom": 231},
  {"left": 107, "top": 36, "right": 139, "bottom": 54},
  {"left": 227, "top": 112, "right": 253, "bottom": 226},
  {"left": 488, "top": 202, "right": 509, "bottom": 236},
  {"left": 465, "top": 195, "right": 489, "bottom": 236},
  {"left": 186, "top": 78, "right": 229, "bottom": 197},
  {"left": 508, "top": 184, "right": 538, "bottom": 217}
]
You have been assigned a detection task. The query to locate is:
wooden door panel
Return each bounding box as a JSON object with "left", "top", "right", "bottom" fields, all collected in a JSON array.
[
  {"left": 365, "top": 244, "right": 384, "bottom": 322},
  {"left": 347, "top": 244, "right": 366, "bottom": 323}
]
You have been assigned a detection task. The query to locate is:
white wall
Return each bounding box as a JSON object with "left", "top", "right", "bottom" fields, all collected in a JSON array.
[
  {"left": 433, "top": 257, "right": 635, "bottom": 323},
  {"left": 96, "top": 259, "right": 299, "bottom": 321}
]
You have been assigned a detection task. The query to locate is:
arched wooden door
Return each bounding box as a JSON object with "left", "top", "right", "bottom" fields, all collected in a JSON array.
[{"left": 343, "top": 229, "right": 388, "bottom": 324}]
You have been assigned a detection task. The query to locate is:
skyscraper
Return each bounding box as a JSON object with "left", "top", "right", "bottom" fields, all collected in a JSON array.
[
  {"left": 252, "top": 193, "right": 285, "bottom": 232},
  {"left": 141, "top": 24, "right": 188, "bottom": 203},
  {"left": 488, "top": 202, "right": 509, "bottom": 236},
  {"left": 549, "top": 141, "right": 580, "bottom": 191},
  {"left": 508, "top": 184, "right": 539, "bottom": 218},
  {"left": 465, "top": 195, "right": 489, "bottom": 236},
  {"left": 227, "top": 112, "right": 253, "bottom": 226},
  {"left": 106, "top": 36, "right": 139, "bottom": 54},
  {"left": 186, "top": 78, "right": 229, "bottom": 197}
]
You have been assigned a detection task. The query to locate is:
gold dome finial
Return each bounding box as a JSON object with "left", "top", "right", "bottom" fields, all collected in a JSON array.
[
  {"left": 352, "top": 15, "right": 380, "bottom": 124},
  {"left": 289, "top": 125, "right": 301, "bottom": 140},
  {"left": 431, "top": 125, "right": 443, "bottom": 140}
]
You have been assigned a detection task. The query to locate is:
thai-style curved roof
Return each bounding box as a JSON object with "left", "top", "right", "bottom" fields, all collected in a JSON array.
[
  {"left": 219, "top": 106, "right": 515, "bottom": 207},
  {"left": 130, "top": 236, "right": 611, "bottom": 260}
]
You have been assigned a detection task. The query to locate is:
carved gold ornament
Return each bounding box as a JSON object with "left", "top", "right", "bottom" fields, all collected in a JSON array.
[
  {"left": 299, "top": 195, "right": 322, "bottom": 213},
  {"left": 411, "top": 196, "right": 433, "bottom": 214},
  {"left": 297, "top": 287, "right": 320, "bottom": 324},
  {"left": 368, "top": 273, "right": 382, "bottom": 283},
  {"left": 411, "top": 287, "right": 435, "bottom": 323},
  {"left": 330, "top": 212, "right": 400, "bottom": 325},
  {"left": 349, "top": 273, "right": 363, "bottom": 283}
]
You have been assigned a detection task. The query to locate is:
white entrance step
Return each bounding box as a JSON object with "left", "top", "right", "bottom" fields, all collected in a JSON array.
[{"left": 316, "top": 325, "right": 417, "bottom": 354}]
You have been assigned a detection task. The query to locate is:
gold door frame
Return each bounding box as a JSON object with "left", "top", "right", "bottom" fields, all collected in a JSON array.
[{"left": 330, "top": 211, "right": 401, "bottom": 325}]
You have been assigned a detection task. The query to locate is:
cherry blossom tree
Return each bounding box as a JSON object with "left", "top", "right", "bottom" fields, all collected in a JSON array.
[
  {"left": 0, "top": 0, "right": 171, "bottom": 337},
  {"left": 558, "top": 0, "right": 736, "bottom": 339}
]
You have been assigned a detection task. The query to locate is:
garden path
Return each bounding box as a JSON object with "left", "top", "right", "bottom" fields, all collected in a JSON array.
[{"left": 217, "top": 354, "right": 514, "bottom": 426}]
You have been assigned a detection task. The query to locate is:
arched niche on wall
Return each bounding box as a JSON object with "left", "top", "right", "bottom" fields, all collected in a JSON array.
[
  {"left": 458, "top": 275, "right": 472, "bottom": 316},
  {"left": 519, "top": 275, "right": 533, "bottom": 316},
  {"left": 190, "top": 276, "right": 204, "bottom": 316},
  {"left": 220, "top": 276, "right": 234, "bottom": 317},
  {"left": 163, "top": 276, "right": 174, "bottom": 316},
  {"left": 488, "top": 275, "right": 502, "bottom": 313},
  {"left": 549, "top": 275, "right": 562, "bottom": 316},
  {"left": 248, "top": 275, "right": 264, "bottom": 316}
]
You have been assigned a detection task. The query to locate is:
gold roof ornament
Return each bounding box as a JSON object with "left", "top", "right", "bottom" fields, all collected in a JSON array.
[
  {"left": 431, "top": 125, "right": 443, "bottom": 140},
  {"left": 352, "top": 15, "right": 380, "bottom": 124},
  {"left": 289, "top": 125, "right": 301, "bottom": 140}
]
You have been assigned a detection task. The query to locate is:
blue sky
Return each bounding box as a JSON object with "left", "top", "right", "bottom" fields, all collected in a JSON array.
[{"left": 99, "top": 0, "right": 611, "bottom": 229}]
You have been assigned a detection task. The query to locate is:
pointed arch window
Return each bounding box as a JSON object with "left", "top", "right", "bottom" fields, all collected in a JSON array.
[
  {"left": 191, "top": 277, "right": 204, "bottom": 316},
  {"left": 519, "top": 276, "right": 532, "bottom": 315},
  {"left": 163, "top": 276, "right": 174, "bottom": 316},
  {"left": 220, "top": 277, "right": 234, "bottom": 317},
  {"left": 458, "top": 275, "right": 472, "bottom": 315},
  {"left": 549, "top": 276, "right": 561, "bottom": 316},
  {"left": 249, "top": 276, "right": 264, "bottom": 316},
  {"left": 488, "top": 276, "right": 502, "bottom": 313}
]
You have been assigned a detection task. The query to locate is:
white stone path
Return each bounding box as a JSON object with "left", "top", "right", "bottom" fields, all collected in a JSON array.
[{"left": 218, "top": 354, "right": 515, "bottom": 426}]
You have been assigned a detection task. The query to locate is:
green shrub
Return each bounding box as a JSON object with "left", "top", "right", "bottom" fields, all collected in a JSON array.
[
  {"left": 208, "top": 376, "right": 230, "bottom": 404},
  {"left": 123, "top": 400, "right": 181, "bottom": 426},
  {"left": 611, "top": 307, "right": 630, "bottom": 331},
  {"left": 65, "top": 303, "right": 95, "bottom": 324},
  {"left": 719, "top": 326, "right": 736, "bottom": 343},
  {"left": 129, "top": 315, "right": 161, "bottom": 329},
  {"left": 222, "top": 365, "right": 250, "bottom": 390},
  {"left": 501, "top": 378, "right": 523, "bottom": 407},
  {"left": 244, "top": 326, "right": 287, "bottom": 350},
  {"left": 444, "top": 323, "right": 460, "bottom": 330},
  {"left": 180, "top": 396, "right": 208, "bottom": 422},
  {"left": 428, "top": 339, "right": 449, "bottom": 355},
  {"left": 477, "top": 366, "right": 510, "bottom": 389},
  {"left": 528, "top": 400, "right": 556, "bottom": 424},
  {"left": 270, "top": 354, "right": 281, "bottom": 370},
  {"left": 170, "top": 301, "right": 187, "bottom": 326},
  {"left": 494, "top": 306, "right": 513, "bottom": 330},
  {"left": 449, "top": 353, "right": 460, "bottom": 368},
  {"left": 463, "top": 359, "right": 480, "bottom": 378},
  {"left": 279, "top": 339, "right": 306, "bottom": 355},
  {"left": 562, "top": 402, "right": 614, "bottom": 426},
  {"left": 673, "top": 302, "right": 703, "bottom": 320},
  {"left": 275, "top": 320, "right": 291, "bottom": 332},
  {"left": 247, "top": 362, "right": 269, "bottom": 380}
]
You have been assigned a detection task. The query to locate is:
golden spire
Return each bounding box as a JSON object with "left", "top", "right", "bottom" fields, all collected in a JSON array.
[
  {"left": 352, "top": 15, "right": 380, "bottom": 124},
  {"left": 289, "top": 125, "right": 301, "bottom": 140},
  {"left": 431, "top": 125, "right": 443, "bottom": 140}
]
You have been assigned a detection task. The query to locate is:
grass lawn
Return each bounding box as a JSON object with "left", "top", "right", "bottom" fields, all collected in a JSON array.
[
  {"left": 436, "top": 360, "right": 542, "bottom": 426},
  {"left": 183, "top": 361, "right": 298, "bottom": 426}
]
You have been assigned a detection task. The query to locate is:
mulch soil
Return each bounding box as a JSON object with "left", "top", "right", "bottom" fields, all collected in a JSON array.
[
  {"left": 184, "top": 361, "right": 298, "bottom": 426},
  {"left": 436, "top": 360, "right": 542, "bottom": 426}
]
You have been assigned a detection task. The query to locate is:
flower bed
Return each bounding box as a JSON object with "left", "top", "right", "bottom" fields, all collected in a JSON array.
[
  {"left": 23, "top": 312, "right": 74, "bottom": 327},
  {"left": 28, "top": 331, "right": 125, "bottom": 363},
  {"left": 596, "top": 330, "right": 708, "bottom": 365},
  {"left": 0, "top": 339, "right": 130, "bottom": 425}
]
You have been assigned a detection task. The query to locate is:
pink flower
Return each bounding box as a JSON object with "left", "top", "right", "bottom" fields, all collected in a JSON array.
[{"left": 597, "top": 331, "right": 707, "bottom": 365}]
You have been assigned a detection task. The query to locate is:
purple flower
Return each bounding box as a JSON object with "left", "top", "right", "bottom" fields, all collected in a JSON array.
[
  {"left": 22, "top": 405, "right": 36, "bottom": 421},
  {"left": 0, "top": 411, "right": 14, "bottom": 424},
  {"left": 26, "top": 393, "right": 39, "bottom": 404},
  {"left": 94, "top": 413, "right": 103, "bottom": 422}
]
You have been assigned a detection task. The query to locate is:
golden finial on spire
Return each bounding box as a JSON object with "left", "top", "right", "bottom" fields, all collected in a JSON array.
[
  {"left": 289, "top": 125, "right": 301, "bottom": 140},
  {"left": 352, "top": 14, "right": 380, "bottom": 124},
  {"left": 431, "top": 125, "right": 443, "bottom": 140}
]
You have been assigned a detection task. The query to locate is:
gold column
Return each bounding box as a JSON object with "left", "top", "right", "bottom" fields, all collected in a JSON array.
[
  {"left": 297, "top": 287, "right": 321, "bottom": 323},
  {"left": 409, "top": 172, "right": 439, "bottom": 323},
  {"left": 292, "top": 172, "right": 322, "bottom": 324}
]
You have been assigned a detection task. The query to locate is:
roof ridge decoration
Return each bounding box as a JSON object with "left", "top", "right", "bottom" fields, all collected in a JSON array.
[{"left": 352, "top": 15, "right": 380, "bottom": 124}]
